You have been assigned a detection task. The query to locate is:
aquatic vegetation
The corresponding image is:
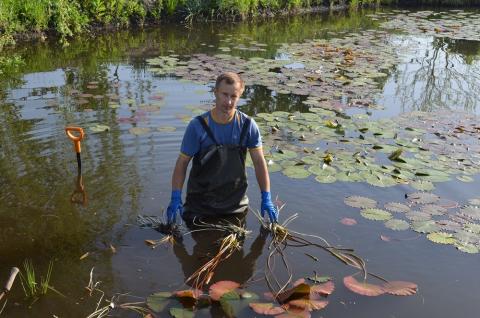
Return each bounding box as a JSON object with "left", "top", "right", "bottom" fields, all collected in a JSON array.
[
  {"left": 19, "top": 260, "right": 62, "bottom": 300},
  {"left": 344, "top": 193, "right": 480, "bottom": 253}
]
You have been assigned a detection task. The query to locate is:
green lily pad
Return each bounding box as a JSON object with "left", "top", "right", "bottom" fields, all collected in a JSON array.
[
  {"left": 147, "top": 292, "right": 171, "bottom": 312},
  {"left": 385, "top": 219, "right": 410, "bottom": 231},
  {"left": 455, "top": 242, "right": 479, "bottom": 254},
  {"left": 411, "top": 220, "right": 440, "bottom": 233},
  {"left": 460, "top": 206, "right": 480, "bottom": 220},
  {"left": 170, "top": 307, "right": 194, "bottom": 318},
  {"left": 282, "top": 166, "right": 311, "bottom": 179},
  {"left": 384, "top": 202, "right": 410, "bottom": 213},
  {"left": 344, "top": 196, "right": 377, "bottom": 209},
  {"left": 427, "top": 232, "right": 457, "bottom": 245},
  {"left": 360, "top": 208, "right": 392, "bottom": 221},
  {"left": 457, "top": 175, "right": 474, "bottom": 182},
  {"left": 410, "top": 180, "right": 435, "bottom": 191}
]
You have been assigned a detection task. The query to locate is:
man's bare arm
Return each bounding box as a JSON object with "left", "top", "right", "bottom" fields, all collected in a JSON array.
[
  {"left": 249, "top": 147, "right": 270, "bottom": 192},
  {"left": 172, "top": 154, "right": 192, "bottom": 191}
]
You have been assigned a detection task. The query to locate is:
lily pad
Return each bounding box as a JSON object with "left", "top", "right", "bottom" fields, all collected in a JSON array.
[
  {"left": 209, "top": 281, "right": 240, "bottom": 301},
  {"left": 406, "top": 192, "right": 440, "bottom": 204},
  {"left": 90, "top": 124, "right": 110, "bottom": 133},
  {"left": 384, "top": 202, "right": 410, "bottom": 213},
  {"left": 411, "top": 220, "right": 440, "bottom": 233},
  {"left": 343, "top": 276, "right": 385, "bottom": 296},
  {"left": 360, "top": 208, "right": 392, "bottom": 221},
  {"left": 344, "top": 196, "right": 377, "bottom": 209},
  {"left": 170, "top": 307, "right": 194, "bottom": 318},
  {"left": 455, "top": 242, "right": 479, "bottom": 254},
  {"left": 410, "top": 180, "right": 435, "bottom": 191},
  {"left": 147, "top": 292, "right": 171, "bottom": 312},
  {"left": 385, "top": 219, "right": 410, "bottom": 231},
  {"left": 158, "top": 126, "right": 177, "bottom": 132},
  {"left": 427, "top": 232, "right": 457, "bottom": 244},
  {"left": 383, "top": 281, "right": 418, "bottom": 296},
  {"left": 249, "top": 303, "right": 285, "bottom": 315},
  {"left": 282, "top": 166, "right": 311, "bottom": 179}
]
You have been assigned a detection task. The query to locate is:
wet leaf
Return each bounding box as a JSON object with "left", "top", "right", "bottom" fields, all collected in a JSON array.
[
  {"left": 90, "top": 124, "right": 110, "bottom": 133},
  {"left": 282, "top": 166, "right": 311, "bottom": 179},
  {"left": 410, "top": 180, "right": 435, "bottom": 191},
  {"left": 406, "top": 192, "right": 440, "bottom": 204},
  {"left": 209, "top": 281, "right": 240, "bottom": 301},
  {"left": 147, "top": 292, "right": 171, "bottom": 312},
  {"left": 459, "top": 206, "right": 480, "bottom": 220},
  {"left": 385, "top": 219, "right": 410, "bottom": 231},
  {"left": 249, "top": 302, "right": 285, "bottom": 315},
  {"left": 360, "top": 208, "right": 392, "bottom": 221},
  {"left": 344, "top": 196, "right": 377, "bottom": 209},
  {"left": 310, "top": 281, "right": 335, "bottom": 296},
  {"left": 384, "top": 202, "right": 410, "bottom": 213},
  {"left": 383, "top": 281, "right": 418, "bottom": 296},
  {"left": 306, "top": 276, "right": 331, "bottom": 284},
  {"left": 340, "top": 218, "right": 357, "bottom": 226},
  {"left": 287, "top": 299, "right": 328, "bottom": 311},
  {"left": 411, "top": 220, "right": 440, "bottom": 233},
  {"left": 277, "top": 283, "right": 310, "bottom": 303},
  {"left": 455, "top": 242, "right": 479, "bottom": 254},
  {"left": 427, "top": 232, "right": 457, "bottom": 244},
  {"left": 175, "top": 289, "right": 202, "bottom": 300},
  {"left": 343, "top": 276, "right": 385, "bottom": 296},
  {"left": 170, "top": 307, "right": 194, "bottom": 318}
]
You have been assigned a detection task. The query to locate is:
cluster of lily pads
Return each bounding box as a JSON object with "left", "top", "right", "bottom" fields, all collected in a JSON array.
[
  {"left": 145, "top": 276, "right": 416, "bottom": 318},
  {"left": 147, "top": 29, "right": 397, "bottom": 108},
  {"left": 343, "top": 193, "right": 480, "bottom": 254},
  {"left": 370, "top": 10, "right": 480, "bottom": 41},
  {"left": 248, "top": 108, "right": 480, "bottom": 189}
]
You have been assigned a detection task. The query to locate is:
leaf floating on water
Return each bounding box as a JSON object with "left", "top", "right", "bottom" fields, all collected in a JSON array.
[
  {"left": 360, "top": 208, "right": 392, "bottom": 221},
  {"left": 385, "top": 219, "right": 410, "bottom": 231},
  {"left": 344, "top": 196, "right": 377, "bottom": 209},
  {"left": 411, "top": 220, "right": 440, "bottom": 233},
  {"left": 410, "top": 180, "right": 435, "bottom": 191},
  {"left": 157, "top": 126, "right": 176, "bottom": 132},
  {"left": 147, "top": 292, "right": 171, "bottom": 312},
  {"left": 170, "top": 307, "right": 194, "bottom": 318},
  {"left": 383, "top": 281, "right": 418, "bottom": 296},
  {"left": 406, "top": 192, "right": 440, "bottom": 204},
  {"left": 468, "top": 198, "right": 480, "bottom": 206},
  {"left": 455, "top": 242, "right": 479, "bottom": 254},
  {"left": 340, "top": 218, "right": 357, "bottom": 226},
  {"left": 310, "top": 281, "right": 335, "bottom": 296},
  {"left": 343, "top": 276, "right": 385, "bottom": 296},
  {"left": 277, "top": 283, "right": 311, "bottom": 304},
  {"left": 287, "top": 299, "right": 329, "bottom": 311},
  {"left": 249, "top": 303, "right": 285, "bottom": 315},
  {"left": 459, "top": 205, "right": 480, "bottom": 220},
  {"left": 306, "top": 275, "right": 332, "bottom": 284},
  {"left": 209, "top": 280, "right": 240, "bottom": 301},
  {"left": 384, "top": 202, "right": 410, "bottom": 213},
  {"left": 457, "top": 175, "right": 474, "bottom": 182},
  {"left": 427, "top": 232, "right": 457, "bottom": 245},
  {"left": 175, "top": 289, "right": 202, "bottom": 300}
]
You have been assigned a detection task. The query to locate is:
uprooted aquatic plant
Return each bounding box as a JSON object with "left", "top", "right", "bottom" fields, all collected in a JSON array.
[
  {"left": 184, "top": 218, "right": 251, "bottom": 290},
  {"left": 138, "top": 215, "right": 182, "bottom": 248},
  {"left": 251, "top": 209, "right": 367, "bottom": 298}
]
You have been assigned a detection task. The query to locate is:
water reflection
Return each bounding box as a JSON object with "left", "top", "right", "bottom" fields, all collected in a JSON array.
[
  {"left": 70, "top": 172, "right": 87, "bottom": 206},
  {"left": 174, "top": 215, "right": 266, "bottom": 286},
  {"left": 381, "top": 35, "right": 480, "bottom": 115}
]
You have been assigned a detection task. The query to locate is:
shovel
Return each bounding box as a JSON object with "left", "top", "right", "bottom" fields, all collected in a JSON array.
[
  {"left": 65, "top": 126, "right": 85, "bottom": 172},
  {"left": 0, "top": 267, "right": 20, "bottom": 301}
]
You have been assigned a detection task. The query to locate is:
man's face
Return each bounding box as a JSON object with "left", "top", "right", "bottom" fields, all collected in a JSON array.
[{"left": 214, "top": 80, "right": 243, "bottom": 116}]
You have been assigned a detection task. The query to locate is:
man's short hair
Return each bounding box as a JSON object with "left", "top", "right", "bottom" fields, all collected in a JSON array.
[{"left": 215, "top": 72, "right": 245, "bottom": 92}]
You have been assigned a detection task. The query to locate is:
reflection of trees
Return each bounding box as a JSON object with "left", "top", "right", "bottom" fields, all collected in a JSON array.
[
  {"left": 392, "top": 36, "right": 480, "bottom": 113},
  {"left": 241, "top": 85, "right": 309, "bottom": 115}
]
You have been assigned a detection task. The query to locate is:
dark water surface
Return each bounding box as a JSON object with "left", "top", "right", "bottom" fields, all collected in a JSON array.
[{"left": 1, "top": 8, "right": 480, "bottom": 318}]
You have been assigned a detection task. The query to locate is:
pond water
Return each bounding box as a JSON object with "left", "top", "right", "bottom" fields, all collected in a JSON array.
[{"left": 1, "top": 7, "right": 480, "bottom": 318}]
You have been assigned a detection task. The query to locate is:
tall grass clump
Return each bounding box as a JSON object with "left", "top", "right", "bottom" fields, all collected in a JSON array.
[{"left": 19, "top": 260, "right": 62, "bottom": 300}]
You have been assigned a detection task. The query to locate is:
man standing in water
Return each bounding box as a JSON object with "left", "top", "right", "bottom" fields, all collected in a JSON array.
[{"left": 166, "top": 72, "right": 278, "bottom": 224}]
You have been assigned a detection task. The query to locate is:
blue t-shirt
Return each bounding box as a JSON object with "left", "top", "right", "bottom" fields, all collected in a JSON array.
[{"left": 180, "top": 110, "right": 262, "bottom": 157}]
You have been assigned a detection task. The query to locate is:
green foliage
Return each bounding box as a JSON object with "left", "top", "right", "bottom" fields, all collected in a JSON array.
[{"left": 19, "top": 260, "right": 55, "bottom": 299}]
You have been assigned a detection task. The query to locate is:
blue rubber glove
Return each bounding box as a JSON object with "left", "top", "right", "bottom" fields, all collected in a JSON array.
[
  {"left": 166, "top": 190, "right": 183, "bottom": 224},
  {"left": 261, "top": 191, "right": 278, "bottom": 223}
]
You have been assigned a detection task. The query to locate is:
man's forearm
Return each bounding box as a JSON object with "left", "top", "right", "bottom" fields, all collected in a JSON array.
[
  {"left": 250, "top": 149, "right": 270, "bottom": 192},
  {"left": 171, "top": 155, "right": 190, "bottom": 191}
]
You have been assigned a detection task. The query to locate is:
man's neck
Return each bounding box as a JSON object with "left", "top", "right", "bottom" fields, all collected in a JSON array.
[{"left": 211, "top": 107, "right": 235, "bottom": 124}]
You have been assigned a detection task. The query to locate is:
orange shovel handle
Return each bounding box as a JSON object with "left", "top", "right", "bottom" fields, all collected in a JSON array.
[{"left": 65, "top": 127, "right": 84, "bottom": 153}]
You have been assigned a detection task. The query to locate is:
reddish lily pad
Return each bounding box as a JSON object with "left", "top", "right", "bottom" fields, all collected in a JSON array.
[
  {"left": 287, "top": 299, "right": 328, "bottom": 311},
  {"left": 383, "top": 281, "right": 418, "bottom": 296},
  {"left": 249, "top": 302, "right": 285, "bottom": 315},
  {"left": 343, "top": 276, "right": 385, "bottom": 296},
  {"left": 340, "top": 218, "right": 357, "bottom": 226},
  {"left": 209, "top": 280, "right": 240, "bottom": 301}
]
